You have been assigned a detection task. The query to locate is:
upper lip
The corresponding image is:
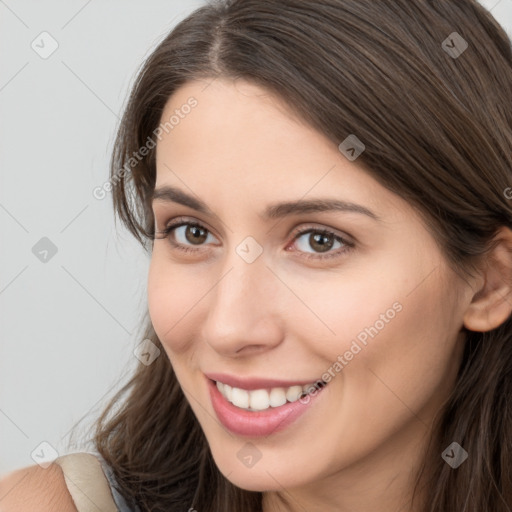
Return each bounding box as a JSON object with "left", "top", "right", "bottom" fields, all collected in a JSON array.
[{"left": 204, "top": 372, "right": 325, "bottom": 390}]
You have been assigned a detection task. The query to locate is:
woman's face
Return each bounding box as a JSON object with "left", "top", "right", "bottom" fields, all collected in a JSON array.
[{"left": 148, "top": 78, "right": 472, "bottom": 503}]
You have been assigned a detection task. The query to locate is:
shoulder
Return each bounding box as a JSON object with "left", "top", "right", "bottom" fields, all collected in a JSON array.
[{"left": 0, "top": 460, "right": 78, "bottom": 511}]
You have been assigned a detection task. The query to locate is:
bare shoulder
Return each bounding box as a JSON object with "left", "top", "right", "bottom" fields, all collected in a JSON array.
[{"left": 0, "top": 462, "right": 77, "bottom": 512}]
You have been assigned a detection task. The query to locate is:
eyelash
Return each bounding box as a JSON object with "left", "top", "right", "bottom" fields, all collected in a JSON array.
[{"left": 154, "top": 217, "right": 355, "bottom": 261}]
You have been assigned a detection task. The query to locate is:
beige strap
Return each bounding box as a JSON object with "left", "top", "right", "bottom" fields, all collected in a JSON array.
[{"left": 54, "top": 452, "right": 118, "bottom": 512}]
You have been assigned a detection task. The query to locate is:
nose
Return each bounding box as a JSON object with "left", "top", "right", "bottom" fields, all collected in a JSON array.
[{"left": 200, "top": 251, "right": 284, "bottom": 357}]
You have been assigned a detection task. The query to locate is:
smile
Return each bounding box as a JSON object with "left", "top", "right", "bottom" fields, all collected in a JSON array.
[
  {"left": 215, "top": 380, "right": 324, "bottom": 411},
  {"left": 206, "top": 374, "right": 328, "bottom": 437}
]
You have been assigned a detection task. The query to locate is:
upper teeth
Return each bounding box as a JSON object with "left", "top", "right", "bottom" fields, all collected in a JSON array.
[{"left": 216, "top": 381, "right": 321, "bottom": 411}]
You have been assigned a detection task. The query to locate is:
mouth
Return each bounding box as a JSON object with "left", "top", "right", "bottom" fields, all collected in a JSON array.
[
  {"left": 213, "top": 379, "right": 326, "bottom": 411},
  {"left": 205, "top": 374, "right": 328, "bottom": 437}
]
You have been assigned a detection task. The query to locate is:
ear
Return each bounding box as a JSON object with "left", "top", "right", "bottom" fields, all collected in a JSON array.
[{"left": 463, "top": 226, "right": 512, "bottom": 332}]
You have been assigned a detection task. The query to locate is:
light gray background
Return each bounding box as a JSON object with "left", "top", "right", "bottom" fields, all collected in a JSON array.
[{"left": 1, "top": 0, "right": 511, "bottom": 476}]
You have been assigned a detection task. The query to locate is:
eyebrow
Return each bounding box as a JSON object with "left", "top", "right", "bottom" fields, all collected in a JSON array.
[{"left": 151, "top": 185, "right": 381, "bottom": 222}]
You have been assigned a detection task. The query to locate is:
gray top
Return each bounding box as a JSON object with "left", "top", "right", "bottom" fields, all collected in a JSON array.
[{"left": 94, "top": 453, "right": 142, "bottom": 512}]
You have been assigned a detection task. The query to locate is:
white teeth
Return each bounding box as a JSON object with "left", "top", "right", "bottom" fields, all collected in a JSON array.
[
  {"left": 216, "top": 380, "right": 324, "bottom": 411},
  {"left": 269, "top": 387, "right": 287, "bottom": 407},
  {"left": 231, "top": 387, "right": 250, "bottom": 409},
  {"left": 285, "top": 385, "right": 304, "bottom": 403},
  {"left": 249, "top": 389, "right": 270, "bottom": 411}
]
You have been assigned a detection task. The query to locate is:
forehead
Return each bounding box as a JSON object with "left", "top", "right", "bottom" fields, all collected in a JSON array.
[
  {"left": 156, "top": 77, "right": 318, "bottom": 163},
  {"left": 153, "top": 78, "right": 406, "bottom": 219}
]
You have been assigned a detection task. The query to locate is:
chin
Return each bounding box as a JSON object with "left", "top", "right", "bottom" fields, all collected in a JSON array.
[
  {"left": 219, "top": 468, "right": 286, "bottom": 492},
  {"left": 210, "top": 449, "right": 307, "bottom": 492}
]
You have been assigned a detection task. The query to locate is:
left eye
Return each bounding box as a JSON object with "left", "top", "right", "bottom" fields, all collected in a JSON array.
[
  {"left": 155, "top": 219, "right": 355, "bottom": 261},
  {"left": 292, "top": 228, "right": 349, "bottom": 257}
]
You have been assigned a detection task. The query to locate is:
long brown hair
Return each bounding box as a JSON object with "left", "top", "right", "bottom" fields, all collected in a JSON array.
[{"left": 73, "top": 1, "right": 512, "bottom": 510}]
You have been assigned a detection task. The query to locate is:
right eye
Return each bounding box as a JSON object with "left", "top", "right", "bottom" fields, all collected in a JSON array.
[{"left": 155, "top": 218, "right": 218, "bottom": 254}]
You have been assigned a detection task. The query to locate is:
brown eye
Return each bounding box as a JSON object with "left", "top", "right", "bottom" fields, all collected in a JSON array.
[
  {"left": 154, "top": 218, "right": 217, "bottom": 253},
  {"left": 183, "top": 224, "right": 208, "bottom": 245},
  {"left": 307, "top": 232, "right": 335, "bottom": 253},
  {"left": 290, "top": 227, "right": 355, "bottom": 261},
  {"left": 156, "top": 219, "right": 355, "bottom": 262}
]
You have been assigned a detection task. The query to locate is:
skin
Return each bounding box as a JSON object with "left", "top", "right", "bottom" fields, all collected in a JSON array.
[{"left": 147, "top": 77, "right": 511, "bottom": 512}]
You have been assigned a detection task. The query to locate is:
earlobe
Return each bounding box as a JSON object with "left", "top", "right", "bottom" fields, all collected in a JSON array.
[{"left": 463, "top": 226, "right": 512, "bottom": 332}]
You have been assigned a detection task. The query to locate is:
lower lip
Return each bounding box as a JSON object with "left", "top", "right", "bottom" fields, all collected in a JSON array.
[{"left": 207, "top": 377, "right": 326, "bottom": 437}]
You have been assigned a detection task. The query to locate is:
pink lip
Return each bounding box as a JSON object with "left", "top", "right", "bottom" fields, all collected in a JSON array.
[
  {"left": 204, "top": 372, "right": 324, "bottom": 391},
  {"left": 206, "top": 375, "right": 326, "bottom": 437}
]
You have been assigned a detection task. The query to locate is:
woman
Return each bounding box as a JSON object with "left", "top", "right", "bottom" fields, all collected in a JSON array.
[{"left": 3, "top": 0, "right": 512, "bottom": 510}]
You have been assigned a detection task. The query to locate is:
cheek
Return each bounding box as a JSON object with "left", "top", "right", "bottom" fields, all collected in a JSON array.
[
  {"left": 285, "top": 264, "right": 408, "bottom": 365},
  {"left": 339, "top": 268, "right": 464, "bottom": 433},
  {"left": 147, "top": 253, "right": 199, "bottom": 354},
  {"left": 296, "top": 255, "right": 461, "bottom": 393}
]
